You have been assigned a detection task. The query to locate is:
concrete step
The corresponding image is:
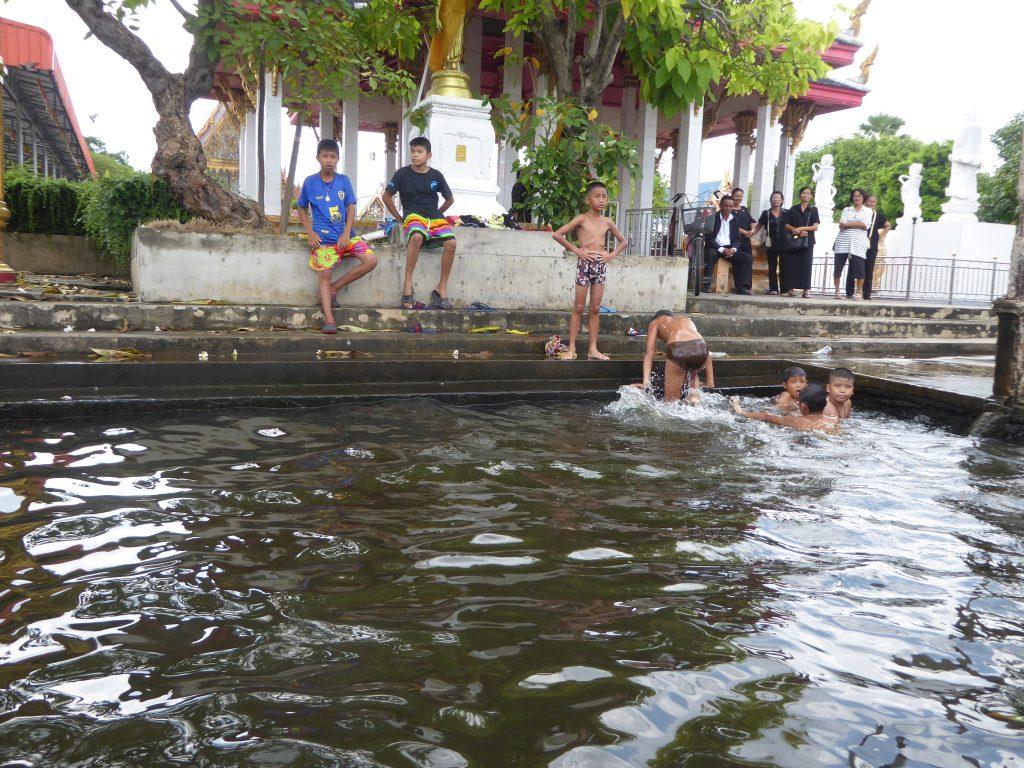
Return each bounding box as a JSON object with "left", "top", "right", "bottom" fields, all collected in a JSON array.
[
  {"left": 0, "top": 300, "right": 996, "bottom": 340},
  {"left": 687, "top": 293, "right": 995, "bottom": 322},
  {"left": 0, "top": 329, "right": 996, "bottom": 360}
]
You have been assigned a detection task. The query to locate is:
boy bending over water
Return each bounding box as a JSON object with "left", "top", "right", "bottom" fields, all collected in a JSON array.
[
  {"left": 732, "top": 383, "right": 838, "bottom": 433},
  {"left": 552, "top": 181, "right": 627, "bottom": 360},
  {"left": 824, "top": 367, "right": 855, "bottom": 419},
  {"left": 631, "top": 311, "right": 715, "bottom": 404},
  {"left": 776, "top": 366, "right": 807, "bottom": 412}
]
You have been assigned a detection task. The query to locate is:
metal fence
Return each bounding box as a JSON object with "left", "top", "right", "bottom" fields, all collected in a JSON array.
[{"left": 621, "top": 200, "right": 705, "bottom": 258}]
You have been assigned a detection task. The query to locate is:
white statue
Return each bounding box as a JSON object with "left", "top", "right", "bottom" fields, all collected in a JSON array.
[
  {"left": 940, "top": 112, "right": 983, "bottom": 222},
  {"left": 812, "top": 153, "right": 837, "bottom": 217},
  {"left": 898, "top": 162, "right": 923, "bottom": 221}
]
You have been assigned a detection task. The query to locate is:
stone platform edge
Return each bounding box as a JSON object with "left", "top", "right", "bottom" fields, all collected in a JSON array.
[{"left": 131, "top": 227, "right": 689, "bottom": 312}]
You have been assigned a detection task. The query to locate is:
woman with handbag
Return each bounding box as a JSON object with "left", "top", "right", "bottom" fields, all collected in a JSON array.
[
  {"left": 783, "top": 186, "right": 820, "bottom": 298},
  {"left": 752, "top": 191, "right": 787, "bottom": 295},
  {"left": 832, "top": 188, "right": 875, "bottom": 300}
]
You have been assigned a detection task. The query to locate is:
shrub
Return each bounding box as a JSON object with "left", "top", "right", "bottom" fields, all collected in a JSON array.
[
  {"left": 5, "top": 166, "right": 86, "bottom": 236},
  {"left": 80, "top": 172, "right": 189, "bottom": 265}
]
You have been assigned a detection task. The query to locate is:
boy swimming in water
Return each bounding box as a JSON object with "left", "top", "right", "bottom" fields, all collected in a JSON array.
[
  {"left": 551, "top": 181, "right": 628, "bottom": 360},
  {"left": 824, "top": 367, "right": 855, "bottom": 419},
  {"left": 630, "top": 310, "right": 715, "bottom": 404},
  {"left": 731, "top": 383, "right": 838, "bottom": 433},
  {"left": 776, "top": 366, "right": 807, "bottom": 412}
]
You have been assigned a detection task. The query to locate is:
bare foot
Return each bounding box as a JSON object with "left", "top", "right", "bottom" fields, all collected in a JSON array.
[
  {"left": 587, "top": 350, "right": 611, "bottom": 361},
  {"left": 556, "top": 350, "right": 577, "bottom": 360}
]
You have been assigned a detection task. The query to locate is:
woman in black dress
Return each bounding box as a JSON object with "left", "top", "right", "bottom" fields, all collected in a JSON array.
[
  {"left": 783, "top": 186, "right": 821, "bottom": 298},
  {"left": 753, "top": 190, "right": 787, "bottom": 295}
]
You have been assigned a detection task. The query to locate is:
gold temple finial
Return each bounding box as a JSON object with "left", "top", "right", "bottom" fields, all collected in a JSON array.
[
  {"left": 847, "top": 0, "right": 871, "bottom": 37},
  {"left": 858, "top": 44, "right": 879, "bottom": 84},
  {"left": 427, "top": 0, "right": 475, "bottom": 99}
]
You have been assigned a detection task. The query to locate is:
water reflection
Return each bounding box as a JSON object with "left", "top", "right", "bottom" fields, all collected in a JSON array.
[{"left": 0, "top": 392, "right": 1021, "bottom": 766}]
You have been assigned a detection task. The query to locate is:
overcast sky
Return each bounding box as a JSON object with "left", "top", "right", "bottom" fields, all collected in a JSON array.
[{"left": 5, "top": 0, "right": 1023, "bottom": 202}]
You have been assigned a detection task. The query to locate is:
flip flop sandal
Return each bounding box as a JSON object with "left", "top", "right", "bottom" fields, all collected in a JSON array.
[
  {"left": 321, "top": 322, "right": 338, "bottom": 334},
  {"left": 430, "top": 290, "right": 453, "bottom": 310},
  {"left": 469, "top": 301, "right": 494, "bottom": 311},
  {"left": 401, "top": 293, "right": 415, "bottom": 309}
]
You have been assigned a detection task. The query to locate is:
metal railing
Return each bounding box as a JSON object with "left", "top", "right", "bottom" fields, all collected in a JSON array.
[{"left": 621, "top": 198, "right": 705, "bottom": 258}]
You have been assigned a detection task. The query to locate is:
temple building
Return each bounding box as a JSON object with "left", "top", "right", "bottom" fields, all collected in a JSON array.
[
  {"left": 211, "top": 9, "right": 869, "bottom": 223},
  {"left": 0, "top": 17, "right": 94, "bottom": 179}
]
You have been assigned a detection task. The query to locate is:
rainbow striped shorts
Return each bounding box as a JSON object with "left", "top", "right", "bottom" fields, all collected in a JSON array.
[
  {"left": 308, "top": 238, "right": 373, "bottom": 272},
  {"left": 403, "top": 214, "right": 455, "bottom": 249}
]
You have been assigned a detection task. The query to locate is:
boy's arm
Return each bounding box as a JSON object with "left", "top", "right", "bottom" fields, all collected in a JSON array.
[
  {"left": 382, "top": 190, "right": 402, "bottom": 221},
  {"left": 552, "top": 216, "right": 585, "bottom": 258},
  {"left": 439, "top": 195, "right": 454, "bottom": 216},
  {"left": 342, "top": 203, "right": 356, "bottom": 242},
  {"left": 603, "top": 221, "right": 628, "bottom": 261},
  {"left": 297, "top": 207, "right": 321, "bottom": 248},
  {"left": 703, "top": 356, "right": 715, "bottom": 388},
  {"left": 634, "top": 321, "right": 659, "bottom": 386},
  {"left": 731, "top": 397, "right": 784, "bottom": 425}
]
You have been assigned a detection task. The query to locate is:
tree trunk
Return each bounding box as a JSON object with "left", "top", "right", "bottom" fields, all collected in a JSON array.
[{"left": 65, "top": 0, "right": 263, "bottom": 227}]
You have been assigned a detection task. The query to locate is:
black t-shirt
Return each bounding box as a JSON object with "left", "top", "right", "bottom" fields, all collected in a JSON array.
[
  {"left": 868, "top": 210, "right": 889, "bottom": 252},
  {"left": 386, "top": 166, "right": 453, "bottom": 219},
  {"left": 787, "top": 204, "right": 820, "bottom": 250},
  {"left": 758, "top": 208, "right": 788, "bottom": 245},
  {"left": 734, "top": 205, "right": 754, "bottom": 230}
]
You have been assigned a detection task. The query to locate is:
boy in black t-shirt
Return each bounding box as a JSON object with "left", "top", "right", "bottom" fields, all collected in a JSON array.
[{"left": 382, "top": 137, "right": 457, "bottom": 310}]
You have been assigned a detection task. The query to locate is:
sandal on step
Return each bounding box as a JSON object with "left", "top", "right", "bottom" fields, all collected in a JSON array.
[
  {"left": 430, "top": 290, "right": 453, "bottom": 310},
  {"left": 401, "top": 293, "right": 415, "bottom": 310},
  {"left": 321, "top": 322, "right": 338, "bottom": 334}
]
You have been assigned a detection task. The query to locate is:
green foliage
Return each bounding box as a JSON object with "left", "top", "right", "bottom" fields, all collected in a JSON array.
[
  {"left": 621, "top": 0, "right": 836, "bottom": 116},
  {"left": 488, "top": 97, "right": 637, "bottom": 226},
  {"left": 858, "top": 113, "right": 905, "bottom": 138},
  {"left": 80, "top": 172, "right": 189, "bottom": 265},
  {"left": 795, "top": 133, "right": 952, "bottom": 222},
  {"left": 5, "top": 166, "right": 86, "bottom": 236},
  {"left": 653, "top": 169, "right": 669, "bottom": 209},
  {"left": 86, "top": 136, "right": 135, "bottom": 179},
  {"left": 978, "top": 112, "right": 1022, "bottom": 225}
]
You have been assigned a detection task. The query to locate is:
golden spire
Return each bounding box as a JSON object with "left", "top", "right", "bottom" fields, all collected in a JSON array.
[
  {"left": 847, "top": 0, "right": 871, "bottom": 37},
  {"left": 858, "top": 44, "right": 879, "bottom": 84}
]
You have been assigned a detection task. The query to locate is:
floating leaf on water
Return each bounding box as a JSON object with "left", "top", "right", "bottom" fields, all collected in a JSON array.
[
  {"left": 19, "top": 351, "right": 56, "bottom": 358},
  {"left": 319, "top": 350, "right": 353, "bottom": 358},
  {"left": 89, "top": 347, "right": 151, "bottom": 360}
]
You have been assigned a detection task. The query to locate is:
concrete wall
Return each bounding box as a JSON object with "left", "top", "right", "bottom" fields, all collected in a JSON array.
[
  {"left": 3, "top": 233, "right": 128, "bottom": 277},
  {"left": 131, "top": 227, "right": 690, "bottom": 311}
]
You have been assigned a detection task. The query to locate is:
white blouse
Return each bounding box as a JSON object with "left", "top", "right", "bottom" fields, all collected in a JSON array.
[{"left": 832, "top": 206, "right": 874, "bottom": 258}]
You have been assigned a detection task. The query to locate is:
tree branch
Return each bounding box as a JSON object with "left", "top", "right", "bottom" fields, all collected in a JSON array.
[
  {"left": 64, "top": 0, "right": 171, "bottom": 96},
  {"left": 184, "top": 0, "right": 221, "bottom": 105},
  {"left": 535, "top": 12, "right": 572, "bottom": 98},
  {"left": 168, "top": 0, "right": 197, "bottom": 22},
  {"left": 584, "top": 9, "right": 625, "bottom": 105},
  {"left": 582, "top": 0, "right": 607, "bottom": 74}
]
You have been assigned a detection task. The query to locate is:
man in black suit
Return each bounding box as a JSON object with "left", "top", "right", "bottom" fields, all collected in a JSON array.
[{"left": 705, "top": 195, "right": 753, "bottom": 294}]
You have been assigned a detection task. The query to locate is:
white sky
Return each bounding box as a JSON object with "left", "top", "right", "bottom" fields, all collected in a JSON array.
[{"left": 4, "top": 0, "right": 1023, "bottom": 205}]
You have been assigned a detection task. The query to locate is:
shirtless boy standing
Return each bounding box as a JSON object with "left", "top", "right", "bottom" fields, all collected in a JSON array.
[
  {"left": 732, "top": 383, "right": 838, "bottom": 433},
  {"left": 630, "top": 311, "right": 715, "bottom": 404},
  {"left": 552, "top": 181, "right": 628, "bottom": 360},
  {"left": 823, "top": 367, "right": 855, "bottom": 419}
]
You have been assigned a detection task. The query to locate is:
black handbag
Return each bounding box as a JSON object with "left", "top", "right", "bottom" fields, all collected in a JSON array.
[{"left": 782, "top": 207, "right": 811, "bottom": 251}]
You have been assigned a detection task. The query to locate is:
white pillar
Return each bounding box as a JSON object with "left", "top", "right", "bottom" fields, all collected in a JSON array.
[
  {"left": 15, "top": 106, "right": 23, "bottom": 166},
  {"left": 616, "top": 83, "right": 637, "bottom": 226},
  {"left": 673, "top": 103, "right": 704, "bottom": 202},
  {"left": 774, "top": 131, "right": 793, "bottom": 202},
  {"left": 498, "top": 32, "right": 524, "bottom": 209},
  {"left": 733, "top": 142, "right": 752, "bottom": 195},
  {"left": 750, "top": 103, "right": 779, "bottom": 217},
  {"left": 342, "top": 95, "right": 359, "bottom": 184},
  {"left": 384, "top": 123, "right": 399, "bottom": 181},
  {"left": 241, "top": 110, "right": 258, "bottom": 199},
  {"left": 319, "top": 105, "right": 335, "bottom": 141},
  {"left": 400, "top": 100, "right": 412, "bottom": 168},
  {"left": 636, "top": 103, "right": 658, "bottom": 210},
  {"left": 261, "top": 72, "right": 284, "bottom": 216},
  {"left": 464, "top": 15, "right": 483, "bottom": 95}
]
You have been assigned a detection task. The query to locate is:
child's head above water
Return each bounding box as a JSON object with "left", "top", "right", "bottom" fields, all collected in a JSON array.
[
  {"left": 827, "top": 367, "right": 855, "bottom": 403},
  {"left": 585, "top": 181, "right": 609, "bottom": 212},
  {"left": 798, "top": 383, "right": 828, "bottom": 414},
  {"left": 653, "top": 309, "right": 673, "bottom": 320},
  {"left": 781, "top": 366, "right": 807, "bottom": 397}
]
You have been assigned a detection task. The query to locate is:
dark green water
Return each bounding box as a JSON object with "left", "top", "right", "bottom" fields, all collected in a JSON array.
[{"left": 1, "top": 392, "right": 1022, "bottom": 767}]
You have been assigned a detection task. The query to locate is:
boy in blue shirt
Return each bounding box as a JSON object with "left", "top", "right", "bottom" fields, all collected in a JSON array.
[{"left": 297, "top": 139, "right": 377, "bottom": 333}]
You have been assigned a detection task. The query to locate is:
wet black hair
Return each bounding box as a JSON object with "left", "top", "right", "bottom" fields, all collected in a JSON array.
[
  {"left": 316, "top": 138, "right": 340, "bottom": 156},
  {"left": 653, "top": 310, "right": 673, "bottom": 320},
  {"left": 798, "top": 383, "right": 828, "bottom": 413},
  {"left": 829, "top": 367, "right": 855, "bottom": 383},
  {"left": 585, "top": 180, "right": 607, "bottom": 194},
  {"left": 781, "top": 366, "right": 806, "bottom": 382},
  {"left": 410, "top": 136, "right": 432, "bottom": 153}
]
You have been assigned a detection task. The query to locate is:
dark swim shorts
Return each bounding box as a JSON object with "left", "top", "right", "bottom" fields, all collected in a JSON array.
[
  {"left": 576, "top": 258, "right": 607, "bottom": 287},
  {"left": 666, "top": 339, "right": 709, "bottom": 392}
]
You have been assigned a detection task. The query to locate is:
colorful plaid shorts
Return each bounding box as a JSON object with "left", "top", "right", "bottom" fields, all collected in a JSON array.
[
  {"left": 576, "top": 258, "right": 607, "bottom": 287},
  {"left": 308, "top": 238, "right": 373, "bottom": 272},
  {"left": 403, "top": 214, "right": 455, "bottom": 249}
]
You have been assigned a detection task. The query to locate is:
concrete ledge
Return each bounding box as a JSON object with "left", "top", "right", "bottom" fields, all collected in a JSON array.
[
  {"left": 3, "top": 233, "right": 127, "bottom": 277},
  {"left": 131, "top": 227, "right": 689, "bottom": 312}
]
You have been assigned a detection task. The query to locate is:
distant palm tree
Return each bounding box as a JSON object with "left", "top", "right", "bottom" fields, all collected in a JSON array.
[{"left": 858, "top": 114, "right": 906, "bottom": 138}]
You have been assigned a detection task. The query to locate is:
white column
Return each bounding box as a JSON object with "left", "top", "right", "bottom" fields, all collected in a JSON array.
[
  {"left": 342, "top": 95, "right": 360, "bottom": 187},
  {"left": 750, "top": 103, "right": 779, "bottom": 217},
  {"left": 400, "top": 100, "right": 412, "bottom": 168},
  {"left": 498, "top": 32, "right": 524, "bottom": 209},
  {"left": 733, "top": 142, "right": 752, "bottom": 195},
  {"left": 673, "top": 103, "right": 704, "bottom": 202},
  {"left": 15, "top": 105, "right": 23, "bottom": 165},
  {"left": 464, "top": 15, "right": 483, "bottom": 95},
  {"left": 384, "top": 123, "right": 399, "bottom": 181},
  {"left": 31, "top": 130, "right": 38, "bottom": 174},
  {"left": 319, "top": 105, "right": 335, "bottom": 141},
  {"left": 262, "top": 72, "right": 283, "bottom": 216},
  {"left": 241, "top": 110, "right": 258, "bottom": 199},
  {"left": 636, "top": 103, "right": 658, "bottom": 210},
  {"left": 774, "top": 131, "right": 792, "bottom": 202},
  {"left": 615, "top": 83, "right": 637, "bottom": 226}
]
